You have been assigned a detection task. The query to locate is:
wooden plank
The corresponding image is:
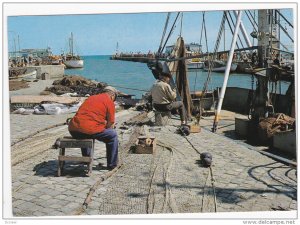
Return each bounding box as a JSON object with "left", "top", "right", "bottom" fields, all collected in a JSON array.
[
  {"left": 58, "top": 156, "right": 92, "bottom": 162},
  {"left": 10, "top": 95, "right": 87, "bottom": 104},
  {"left": 58, "top": 142, "right": 93, "bottom": 148},
  {"left": 56, "top": 138, "right": 93, "bottom": 148}
]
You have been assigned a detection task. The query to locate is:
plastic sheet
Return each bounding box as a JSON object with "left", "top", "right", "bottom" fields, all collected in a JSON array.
[
  {"left": 34, "top": 102, "right": 82, "bottom": 115},
  {"left": 12, "top": 101, "right": 82, "bottom": 115}
]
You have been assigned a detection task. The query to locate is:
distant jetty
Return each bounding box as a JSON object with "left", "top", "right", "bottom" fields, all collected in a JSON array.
[{"left": 110, "top": 53, "right": 156, "bottom": 63}]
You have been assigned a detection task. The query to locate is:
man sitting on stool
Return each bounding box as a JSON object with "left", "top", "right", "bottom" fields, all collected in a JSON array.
[
  {"left": 68, "top": 86, "right": 118, "bottom": 170},
  {"left": 150, "top": 61, "right": 187, "bottom": 125}
]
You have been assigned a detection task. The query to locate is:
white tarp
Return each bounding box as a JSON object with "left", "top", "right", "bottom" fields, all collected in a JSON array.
[{"left": 12, "top": 101, "right": 83, "bottom": 115}]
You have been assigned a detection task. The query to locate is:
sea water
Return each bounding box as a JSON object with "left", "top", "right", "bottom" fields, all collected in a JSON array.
[{"left": 64, "top": 55, "right": 289, "bottom": 98}]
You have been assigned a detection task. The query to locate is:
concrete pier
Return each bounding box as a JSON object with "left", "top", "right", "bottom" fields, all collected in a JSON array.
[{"left": 25, "top": 65, "right": 65, "bottom": 79}]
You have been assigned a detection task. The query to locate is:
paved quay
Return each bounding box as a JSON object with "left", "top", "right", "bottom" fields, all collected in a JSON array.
[{"left": 9, "top": 109, "right": 297, "bottom": 217}]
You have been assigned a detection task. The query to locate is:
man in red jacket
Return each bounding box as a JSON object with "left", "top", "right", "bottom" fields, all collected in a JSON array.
[{"left": 68, "top": 86, "right": 118, "bottom": 170}]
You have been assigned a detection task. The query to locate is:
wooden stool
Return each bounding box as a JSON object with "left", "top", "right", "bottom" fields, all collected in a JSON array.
[
  {"left": 54, "top": 136, "right": 95, "bottom": 176},
  {"left": 154, "top": 110, "right": 171, "bottom": 126}
]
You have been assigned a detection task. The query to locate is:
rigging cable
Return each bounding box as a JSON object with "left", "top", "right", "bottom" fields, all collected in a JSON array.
[
  {"left": 158, "top": 13, "right": 171, "bottom": 54},
  {"left": 160, "top": 12, "right": 181, "bottom": 55},
  {"left": 224, "top": 12, "right": 240, "bottom": 49},
  {"left": 270, "top": 12, "right": 294, "bottom": 43},
  {"left": 202, "top": 12, "right": 226, "bottom": 97},
  {"left": 246, "top": 10, "right": 258, "bottom": 27},
  {"left": 275, "top": 9, "right": 293, "bottom": 28},
  {"left": 245, "top": 10, "right": 258, "bottom": 33},
  {"left": 199, "top": 12, "right": 205, "bottom": 51},
  {"left": 228, "top": 11, "right": 244, "bottom": 48},
  {"left": 193, "top": 12, "right": 207, "bottom": 94},
  {"left": 203, "top": 12, "right": 209, "bottom": 54}
]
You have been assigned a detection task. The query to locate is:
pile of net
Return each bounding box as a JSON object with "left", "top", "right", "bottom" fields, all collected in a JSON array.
[
  {"left": 42, "top": 75, "right": 140, "bottom": 110},
  {"left": 44, "top": 75, "right": 107, "bottom": 96},
  {"left": 258, "top": 113, "right": 295, "bottom": 144}
]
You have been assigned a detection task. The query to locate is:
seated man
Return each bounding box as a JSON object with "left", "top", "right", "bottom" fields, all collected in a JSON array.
[
  {"left": 150, "top": 61, "right": 187, "bottom": 125},
  {"left": 68, "top": 86, "right": 118, "bottom": 170}
]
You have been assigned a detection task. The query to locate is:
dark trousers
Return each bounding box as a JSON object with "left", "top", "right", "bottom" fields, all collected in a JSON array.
[
  {"left": 153, "top": 101, "right": 187, "bottom": 123},
  {"left": 69, "top": 129, "right": 118, "bottom": 168}
]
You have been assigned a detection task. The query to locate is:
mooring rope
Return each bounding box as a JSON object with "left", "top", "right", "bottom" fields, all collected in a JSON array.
[
  {"left": 182, "top": 134, "right": 217, "bottom": 212},
  {"left": 11, "top": 122, "right": 67, "bottom": 146}
]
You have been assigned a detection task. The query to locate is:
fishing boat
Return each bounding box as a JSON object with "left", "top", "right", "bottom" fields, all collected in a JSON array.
[
  {"left": 203, "top": 60, "right": 237, "bottom": 72},
  {"left": 187, "top": 58, "right": 204, "bottom": 70},
  {"left": 63, "top": 32, "right": 84, "bottom": 69}
]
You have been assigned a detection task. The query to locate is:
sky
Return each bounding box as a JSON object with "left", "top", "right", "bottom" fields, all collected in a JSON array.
[{"left": 7, "top": 9, "right": 294, "bottom": 56}]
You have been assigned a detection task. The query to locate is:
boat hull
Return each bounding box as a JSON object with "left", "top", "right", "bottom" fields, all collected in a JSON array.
[
  {"left": 64, "top": 60, "right": 84, "bottom": 68},
  {"left": 203, "top": 63, "right": 237, "bottom": 72}
]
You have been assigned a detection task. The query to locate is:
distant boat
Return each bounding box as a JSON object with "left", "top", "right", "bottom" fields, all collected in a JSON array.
[
  {"left": 64, "top": 32, "right": 84, "bottom": 69},
  {"left": 50, "top": 55, "right": 62, "bottom": 65},
  {"left": 203, "top": 60, "right": 237, "bottom": 72},
  {"left": 187, "top": 58, "right": 204, "bottom": 70}
]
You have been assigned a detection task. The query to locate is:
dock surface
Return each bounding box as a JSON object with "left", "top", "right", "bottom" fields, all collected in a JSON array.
[{"left": 9, "top": 109, "right": 297, "bottom": 217}]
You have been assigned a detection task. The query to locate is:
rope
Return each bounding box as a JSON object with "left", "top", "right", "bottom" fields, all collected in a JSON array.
[
  {"left": 199, "top": 12, "right": 205, "bottom": 52},
  {"left": 193, "top": 70, "right": 198, "bottom": 93},
  {"left": 182, "top": 134, "right": 217, "bottom": 212},
  {"left": 248, "top": 73, "right": 255, "bottom": 119},
  {"left": 270, "top": 11, "right": 294, "bottom": 43},
  {"left": 200, "top": 12, "right": 226, "bottom": 99},
  {"left": 246, "top": 10, "right": 258, "bottom": 27},
  {"left": 158, "top": 13, "right": 171, "bottom": 54},
  {"left": 200, "top": 12, "right": 227, "bottom": 103},
  {"left": 276, "top": 9, "right": 293, "bottom": 28},
  {"left": 109, "top": 84, "right": 148, "bottom": 92},
  {"left": 209, "top": 166, "right": 218, "bottom": 212},
  {"left": 162, "top": 145, "right": 178, "bottom": 213},
  {"left": 245, "top": 11, "right": 257, "bottom": 34},
  {"left": 201, "top": 170, "right": 210, "bottom": 212},
  {"left": 11, "top": 122, "right": 67, "bottom": 146},
  {"left": 228, "top": 11, "right": 244, "bottom": 48},
  {"left": 160, "top": 12, "right": 181, "bottom": 55},
  {"left": 146, "top": 152, "right": 161, "bottom": 214},
  {"left": 73, "top": 164, "right": 123, "bottom": 215},
  {"left": 225, "top": 11, "right": 240, "bottom": 49},
  {"left": 203, "top": 12, "right": 209, "bottom": 54}
]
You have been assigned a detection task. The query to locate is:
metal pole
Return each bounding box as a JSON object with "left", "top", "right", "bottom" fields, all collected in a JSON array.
[
  {"left": 234, "top": 10, "right": 252, "bottom": 47},
  {"left": 224, "top": 22, "right": 225, "bottom": 51},
  {"left": 17, "top": 35, "right": 20, "bottom": 53},
  {"left": 212, "top": 11, "right": 242, "bottom": 132},
  {"left": 71, "top": 32, "right": 74, "bottom": 56},
  {"left": 13, "top": 38, "right": 17, "bottom": 60}
]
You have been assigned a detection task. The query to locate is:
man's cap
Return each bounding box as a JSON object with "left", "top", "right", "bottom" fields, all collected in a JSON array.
[
  {"left": 157, "top": 61, "right": 172, "bottom": 78},
  {"left": 103, "top": 86, "right": 118, "bottom": 96}
]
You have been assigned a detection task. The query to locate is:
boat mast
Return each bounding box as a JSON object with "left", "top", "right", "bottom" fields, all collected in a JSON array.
[
  {"left": 13, "top": 38, "right": 17, "bottom": 60},
  {"left": 17, "top": 35, "right": 20, "bottom": 54},
  {"left": 69, "top": 32, "right": 74, "bottom": 57},
  {"left": 257, "top": 9, "right": 279, "bottom": 67},
  {"left": 250, "top": 9, "right": 281, "bottom": 120}
]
